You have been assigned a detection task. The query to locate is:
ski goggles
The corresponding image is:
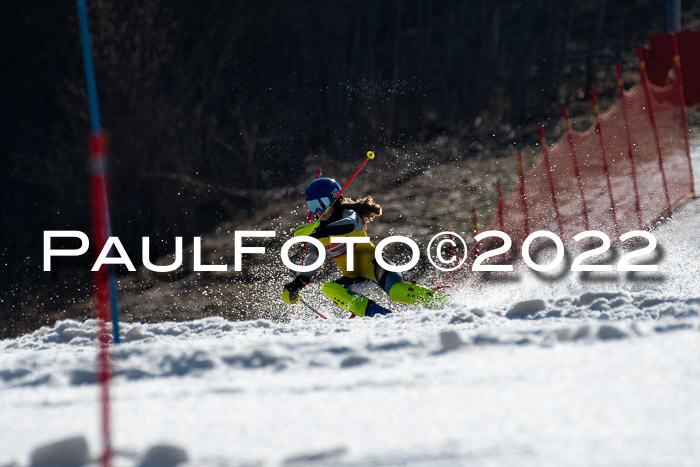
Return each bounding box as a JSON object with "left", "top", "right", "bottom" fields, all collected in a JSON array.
[{"left": 307, "top": 196, "right": 333, "bottom": 214}]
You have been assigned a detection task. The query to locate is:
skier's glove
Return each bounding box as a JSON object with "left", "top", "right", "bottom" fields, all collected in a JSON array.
[
  {"left": 281, "top": 276, "right": 308, "bottom": 304},
  {"left": 294, "top": 222, "right": 319, "bottom": 238}
]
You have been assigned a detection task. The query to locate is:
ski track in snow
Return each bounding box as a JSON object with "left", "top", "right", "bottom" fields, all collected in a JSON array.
[{"left": 1, "top": 142, "right": 699, "bottom": 466}]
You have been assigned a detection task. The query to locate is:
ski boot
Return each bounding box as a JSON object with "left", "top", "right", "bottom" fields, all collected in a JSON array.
[{"left": 388, "top": 282, "right": 451, "bottom": 309}]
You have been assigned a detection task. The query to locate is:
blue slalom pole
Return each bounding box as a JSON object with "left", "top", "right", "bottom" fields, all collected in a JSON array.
[
  {"left": 77, "top": 0, "right": 121, "bottom": 344},
  {"left": 77, "top": 0, "right": 100, "bottom": 132}
]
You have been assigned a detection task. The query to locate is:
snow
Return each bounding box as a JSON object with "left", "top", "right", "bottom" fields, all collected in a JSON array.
[
  {"left": 29, "top": 436, "right": 89, "bottom": 467},
  {"left": 4, "top": 316, "right": 700, "bottom": 466},
  {"left": 1, "top": 143, "right": 699, "bottom": 466}
]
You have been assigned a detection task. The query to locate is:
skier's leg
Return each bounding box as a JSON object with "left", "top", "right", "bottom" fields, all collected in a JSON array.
[
  {"left": 321, "top": 277, "right": 391, "bottom": 317},
  {"left": 372, "top": 260, "right": 451, "bottom": 309}
]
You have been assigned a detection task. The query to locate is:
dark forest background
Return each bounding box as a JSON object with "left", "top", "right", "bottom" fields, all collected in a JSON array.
[{"left": 0, "top": 0, "right": 690, "bottom": 336}]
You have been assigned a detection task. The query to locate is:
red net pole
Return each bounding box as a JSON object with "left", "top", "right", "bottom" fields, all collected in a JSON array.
[
  {"left": 78, "top": 4, "right": 115, "bottom": 463},
  {"left": 615, "top": 62, "right": 644, "bottom": 229},
  {"left": 590, "top": 86, "right": 621, "bottom": 239},
  {"left": 538, "top": 125, "right": 564, "bottom": 237},
  {"left": 471, "top": 207, "right": 480, "bottom": 257},
  {"left": 496, "top": 180, "right": 504, "bottom": 231},
  {"left": 561, "top": 106, "right": 591, "bottom": 231},
  {"left": 638, "top": 46, "right": 673, "bottom": 217},
  {"left": 448, "top": 233, "right": 457, "bottom": 259},
  {"left": 517, "top": 151, "right": 530, "bottom": 236},
  {"left": 671, "top": 35, "right": 696, "bottom": 199},
  {"left": 88, "top": 130, "right": 112, "bottom": 467}
]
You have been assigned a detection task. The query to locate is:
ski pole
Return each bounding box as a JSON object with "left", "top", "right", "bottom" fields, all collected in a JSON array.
[
  {"left": 338, "top": 150, "right": 375, "bottom": 198},
  {"left": 298, "top": 297, "right": 327, "bottom": 319},
  {"left": 314, "top": 150, "right": 375, "bottom": 220}
]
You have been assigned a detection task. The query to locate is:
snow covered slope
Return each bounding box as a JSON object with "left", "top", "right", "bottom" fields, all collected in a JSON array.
[{"left": 1, "top": 141, "right": 699, "bottom": 466}]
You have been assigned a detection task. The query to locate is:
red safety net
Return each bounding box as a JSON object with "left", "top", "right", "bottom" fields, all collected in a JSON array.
[
  {"left": 644, "top": 31, "right": 700, "bottom": 106},
  {"left": 483, "top": 77, "right": 694, "bottom": 248}
]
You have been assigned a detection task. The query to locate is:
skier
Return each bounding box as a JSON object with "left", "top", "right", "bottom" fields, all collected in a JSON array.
[{"left": 281, "top": 177, "right": 450, "bottom": 316}]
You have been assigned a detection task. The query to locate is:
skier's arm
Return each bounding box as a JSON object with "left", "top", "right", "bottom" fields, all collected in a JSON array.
[
  {"left": 291, "top": 210, "right": 362, "bottom": 281},
  {"left": 312, "top": 210, "right": 363, "bottom": 238},
  {"left": 298, "top": 247, "right": 319, "bottom": 282},
  {"left": 281, "top": 247, "right": 317, "bottom": 303}
]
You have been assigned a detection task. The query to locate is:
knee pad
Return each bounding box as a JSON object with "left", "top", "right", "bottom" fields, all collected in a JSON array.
[
  {"left": 321, "top": 282, "right": 370, "bottom": 317},
  {"left": 388, "top": 282, "right": 450, "bottom": 309}
]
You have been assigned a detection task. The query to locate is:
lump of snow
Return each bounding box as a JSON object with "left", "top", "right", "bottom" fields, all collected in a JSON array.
[
  {"left": 471, "top": 334, "right": 501, "bottom": 345},
  {"left": 121, "top": 367, "right": 154, "bottom": 380},
  {"left": 609, "top": 298, "right": 628, "bottom": 308},
  {"left": 149, "top": 324, "right": 189, "bottom": 336},
  {"left": 222, "top": 350, "right": 290, "bottom": 369},
  {"left": 60, "top": 328, "right": 94, "bottom": 343},
  {"left": 439, "top": 330, "right": 463, "bottom": 351},
  {"left": 449, "top": 312, "right": 474, "bottom": 324},
  {"left": 283, "top": 446, "right": 347, "bottom": 465},
  {"left": 125, "top": 325, "right": 155, "bottom": 341},
  {"left": 323, "top": 346, "right": 352, "bottom": 354},
  {"left": 30, "top": 436, "right": 88, "bottom": 467},
  {"left": 69, "top": 368, "right": 97, "bottom": 385},
  {"left": 553, "top": 327, "right": 576, "bottom": 341},
  {"left": 160, "top": 351, "right": 215, "bottom": 376},
  {"left": 366, "top": 339, "right": 414, "bottom": 351},
  {"left": 630, "top": 322, "right": 648, "bottom": 336},
  {"left": 340, "top": 355, "right": 370, "bottom": 368},
  {"left": 506, "top": 299, "right": 546, "bottom": 319},
  {"left": 138, "top": 444, "right": 188, "bottom": 467},
  {"left": 676, "top": 308, "right": 699, "bottom": 318},
  {"left": 659, "top": 306, "right": 678, "bottom": 317},
  {"left": 639, "top": 298, "right": 668, "bottom": 308},
  {"left": 654, "top": 323, "right": 693, "bottom": 333},
  {"left": 40, "top": 320, "right": 96, "bottom": 344},
  {"left": 0, "top": 368, "right": 31, "bottom": 382},
  {"left": 590, "top": 299, "right": 610, "bottom": 311},
  {"left": 576, "top": 292, "right": 628, "bottom": 306},
  {"left": 18, "top": 373, "right": 53, "bottom": 387},
  {"left": 573, "top": 325, "right": 594, "bottom": 340},
  {"left": 597, "top": 325, "right": 629, "bottom": 340}
]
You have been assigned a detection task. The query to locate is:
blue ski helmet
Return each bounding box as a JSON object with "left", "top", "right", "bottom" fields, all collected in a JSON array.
[{"left": 306, "top": 177, "right": 342, "bottom": 214}]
